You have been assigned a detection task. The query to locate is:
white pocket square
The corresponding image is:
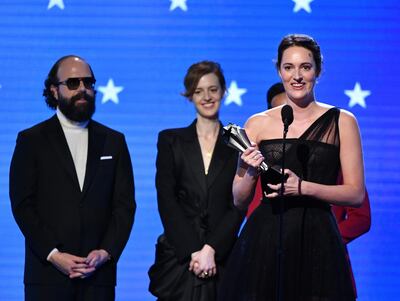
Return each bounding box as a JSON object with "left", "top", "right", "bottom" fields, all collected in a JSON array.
[{"left": 100, "top": 156, "right": 113, "bottom": 160}]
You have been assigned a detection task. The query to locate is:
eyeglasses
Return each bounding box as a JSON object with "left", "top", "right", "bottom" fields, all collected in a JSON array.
[{"left": 57, "top": 77, "right": 96, "bottom": 90}]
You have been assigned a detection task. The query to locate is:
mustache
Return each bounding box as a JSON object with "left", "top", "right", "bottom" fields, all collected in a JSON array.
[{"left": 71, "top": 92, "right": 94, "bottom": 103}]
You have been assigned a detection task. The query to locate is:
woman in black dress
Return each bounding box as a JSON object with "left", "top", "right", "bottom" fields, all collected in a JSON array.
[
  {"left": 218, "top": 34, "right": 365, "bottom": 301},
  {"left": 148, "top": 61, "right": 244, "bottom": 301}
]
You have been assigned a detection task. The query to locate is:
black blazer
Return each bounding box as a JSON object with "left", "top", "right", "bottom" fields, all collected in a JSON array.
[
  {"left": 155, "top": 120, "right": 244, "bottom": 263},
  {"left": 9, "top": 115, "right": 135, "bottom": 286}
]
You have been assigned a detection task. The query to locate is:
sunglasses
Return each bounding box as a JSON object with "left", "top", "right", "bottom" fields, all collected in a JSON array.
[{"left": 57, "top": 77, "right": 96, "bottom": 90}]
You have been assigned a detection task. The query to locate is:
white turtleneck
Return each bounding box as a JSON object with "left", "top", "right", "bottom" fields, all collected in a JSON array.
[
  {"left": 47, "top": 109, "right": 90, "bottom": 260},
  {"left": 56, "top": 108, "right": 89, "bottom": 191}
]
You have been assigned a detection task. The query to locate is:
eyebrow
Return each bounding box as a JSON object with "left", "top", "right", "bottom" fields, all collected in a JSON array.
[
  {"left": 196, "top": 85, "right": 219, "bottom": 89},
  {"left": 282, "top": 62, "right": 313, "bottom": 65}
]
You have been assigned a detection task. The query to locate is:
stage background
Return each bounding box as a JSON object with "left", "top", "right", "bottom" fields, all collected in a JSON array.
[{"left": 0, "top": 0, "right": 399, "bottom": 300}]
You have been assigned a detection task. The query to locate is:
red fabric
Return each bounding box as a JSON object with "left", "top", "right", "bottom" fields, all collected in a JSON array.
[
  {"left": 246, "top": 177, "right": 262, "bottom": 218},
  {"left": 332, "top": 190, "right": 371, "bottom": 244},
  {"left": 246, "top": 178, "right": 371, "bottom": 297}
]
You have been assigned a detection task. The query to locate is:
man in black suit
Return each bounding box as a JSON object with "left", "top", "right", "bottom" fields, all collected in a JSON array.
[{"left": 9, "top": 55, "right": 136, "bottom": 301}]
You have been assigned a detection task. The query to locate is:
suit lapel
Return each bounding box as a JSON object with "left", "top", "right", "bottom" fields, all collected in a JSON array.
[
  {"left": 81, "top": 121, "right": 106, "bottom": 197},
  {"left": 43, "top": 115, "right": 81, "bottom": 190},
  {"left": 206, "top": 124, "right": 234, "bottom": 188},
  {"left": 181, "top": 121, "right": 208, "bottom": 196}
]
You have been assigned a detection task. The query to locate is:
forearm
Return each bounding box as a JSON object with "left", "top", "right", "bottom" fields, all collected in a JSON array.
[
  {"left": 301, "top": 181, "right": 365, "bottom": 206},
  {"left": 233, "top": 168, "right": 259, "bottom": 210}
]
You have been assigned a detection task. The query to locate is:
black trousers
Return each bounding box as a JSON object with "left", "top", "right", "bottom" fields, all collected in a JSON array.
[{"left": 25, "top": 282, "right": 115, "bottom": 301}]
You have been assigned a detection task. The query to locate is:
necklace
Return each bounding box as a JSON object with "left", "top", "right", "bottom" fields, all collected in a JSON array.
[{"left": 196, "top": 122, "right": 219, "bottom": 174}]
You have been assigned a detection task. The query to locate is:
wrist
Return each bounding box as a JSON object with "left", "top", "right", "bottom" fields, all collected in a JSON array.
[
  {"left": 299, "top": 179, "right": 309, "bottom": 196},
  {"left": 246, "top": 166, "right": 261, "bottom": 178},
  {"left": 99, "top": 249, "right": 111, "bottom": 261},
  {"left": 203, "top": 244, "right": 215, "bottom": 255},
  {"left": 298, "top": 178, "right": 303, "bottom": 196},
  {"left": 47, "top": 248, "right": 60, "bottom": 262}
]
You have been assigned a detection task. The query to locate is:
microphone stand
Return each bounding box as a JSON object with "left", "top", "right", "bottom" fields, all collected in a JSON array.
[{"left": 276, "top": 121, "right": 289, "bottom": 301}]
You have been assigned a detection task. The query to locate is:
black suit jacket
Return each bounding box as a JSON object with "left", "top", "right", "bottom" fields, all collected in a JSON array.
[
  {"left": 9, "top": 115, "right": 135, "bottom": 286},
  {"left": 155, "top": 120, "right": 244, "bottom": 263}
]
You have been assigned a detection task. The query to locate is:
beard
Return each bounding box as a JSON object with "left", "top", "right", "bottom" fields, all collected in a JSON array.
[{"left": 58, "top": 91, "right": 96, "bottom": 122}]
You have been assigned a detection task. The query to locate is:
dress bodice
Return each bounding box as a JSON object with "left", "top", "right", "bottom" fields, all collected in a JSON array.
[{"left": 260, "top": 107, "right": 341, "bottom": 187}]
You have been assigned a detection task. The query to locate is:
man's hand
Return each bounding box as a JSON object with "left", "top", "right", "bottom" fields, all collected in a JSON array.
[
  {"left": 68, "top": 249, "right": 110, "bottom": 279},
  {"left": 85, "top": 249, "right": 110, "bottom": 268},
  {"left": 48, "top": 251, "right": 89, "bottom": 278}
]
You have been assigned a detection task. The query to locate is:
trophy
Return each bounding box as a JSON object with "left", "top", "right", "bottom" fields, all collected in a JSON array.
[{"left": 222, "top": 123, "right": 282, "bottom": 183}]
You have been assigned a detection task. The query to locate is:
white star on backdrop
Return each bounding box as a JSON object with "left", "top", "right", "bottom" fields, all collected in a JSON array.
[
  {"left": 170, "top": 0, "right": 188, "bottom": 11},
  {"left": 345, "top": 82, "right": 370, "bottom": 109},
  {"left": 293, "top": 0, "right": 313, "bottom": 13},
  {"left": 225, "top": 81, "right": 247, "bottom": 106},
  {"left": 98, "top": 79, "right": 124, "bottom": 104},
  {"left": 48, "top": 0, "right": 64, "bottom": 10}
]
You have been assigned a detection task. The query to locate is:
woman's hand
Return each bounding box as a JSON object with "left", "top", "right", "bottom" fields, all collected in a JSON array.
[
  {"left": 265, "top": 169, "right": 301, "bottom": 198},
  {"left": 241, "top": 142, "right": 264, "bottom": 175},
  {"left": 189, "top": 244, "right": 217, "bottom": 278}
]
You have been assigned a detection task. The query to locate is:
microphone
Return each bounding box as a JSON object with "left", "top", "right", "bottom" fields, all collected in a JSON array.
[
  {"left": 281, "top": 104, "right": 294, "bottom": 134},
  {"left": 277, "top": 106, "right": 293, "bottom": 301}
]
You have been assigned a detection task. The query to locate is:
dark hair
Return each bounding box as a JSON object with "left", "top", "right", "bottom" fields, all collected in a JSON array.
[
  {"left": 182, "top": 60, "right": 226, "bottom": 99},
  {"left": 42, "top": 55, "right": 95, "bottom": 109},
  {"left": 276, "top": 34, "right": 322, "bottom": 77},
  {"left": 266, "top": 82, "right": 285, "bottom": 109}
]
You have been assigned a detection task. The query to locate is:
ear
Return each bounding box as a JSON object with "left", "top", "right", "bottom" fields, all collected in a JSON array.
[
  {"left": 277, "top": 69, "right": 282, "bottom": 80},
  {"left": 50, "top": 84, "right": 59, "bottom": 100}
]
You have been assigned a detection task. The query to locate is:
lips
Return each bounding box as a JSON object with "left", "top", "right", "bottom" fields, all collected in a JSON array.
[
  {"left": 75, "top": 99, "right": 88, "bottom": 105},
  {"left": 202, "top": 101, "right": 215, "bottom": 107},
  {"left": 291, "top": 83, "right": 305, "bottom": 89}
]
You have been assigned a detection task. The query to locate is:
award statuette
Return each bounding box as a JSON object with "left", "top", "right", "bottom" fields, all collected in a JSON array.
[{"left": 222, "top": 123, "right": 282, "bottom": 185}]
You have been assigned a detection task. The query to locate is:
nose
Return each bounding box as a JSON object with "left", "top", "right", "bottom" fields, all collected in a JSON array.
[
  {"left": 204, "top": 91, "right": 212, "bottom": 101},
  {"left": 77, "top": 80, "right": 87, "bottom": 91},
  {"left": 293, "top": 68, "right": 303, "bottom": 81}
]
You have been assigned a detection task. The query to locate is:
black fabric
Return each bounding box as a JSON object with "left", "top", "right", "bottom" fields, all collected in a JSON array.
[
  {"left": 9, "top": 115, "right": 135, "bottom": 288},
  {"left": 148, "top": 120, "right": 244, "bottom": 301},
  {"left": 149, "top": 234, "right": 217, "bottom": 301},
  {"left": 218, "top": 108, "right": 355, "bottom": 301},
  {"left": 25, "top": 283, "right": 115, "bottom": 301}
]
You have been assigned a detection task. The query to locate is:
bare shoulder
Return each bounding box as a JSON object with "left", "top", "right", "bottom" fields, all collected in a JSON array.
[
  {"left": 315, "top": 101, "right": 335, "bottom": 113},
  {"left": 314, "top": 102, "right": 359, "bottom": 130},
  {"left": 338, "top": 108, "right": 359, "bottom": 128},
  {"left": 244, "top": 108, "right": 282, "bottom": 142},
  {"left": 245, "top": 108, "right": 282, "bottom": 128}
]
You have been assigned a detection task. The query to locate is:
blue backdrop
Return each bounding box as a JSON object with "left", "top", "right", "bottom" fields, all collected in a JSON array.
[{"left": 0, "top": 0, "right": 399, "bottom": 300}]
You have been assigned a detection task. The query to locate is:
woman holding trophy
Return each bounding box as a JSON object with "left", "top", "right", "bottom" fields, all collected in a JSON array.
[
  {"left": 148, "top": 61, "right": 244, "bottom": 301},
  {"left": 218, "top": 34, "right": 365, "bottom": 301}
]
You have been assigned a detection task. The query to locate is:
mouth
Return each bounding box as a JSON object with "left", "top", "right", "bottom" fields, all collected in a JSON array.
[
  {"left": 74, "top": 98, "right": 88, "bottom": 105},
  {"left": 202, "top": 101, "right": 215, "bottom": 107},
  {"left": 291, "top": 82, "right": 305, "bottom": 90}
]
